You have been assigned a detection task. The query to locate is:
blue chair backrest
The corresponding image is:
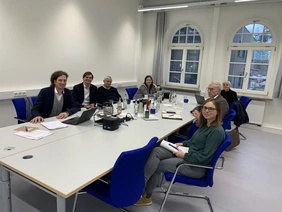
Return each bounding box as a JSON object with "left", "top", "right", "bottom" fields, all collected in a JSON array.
[
  {"left": 12, "top": 98, "right": 27, "bottom": 124},
  {"left": 206, "top": 132, "right": 232, "bottom": 187},
  {"left": 125, "top": 87, "right": 138, "bottom": 100},
  {"left": 222, "top": 109, "right": 236, "bottom": 130},
  {"left": 12, "top": 96, "right": 37, "bottom": 124},
  {"left": 239, "top": 96, "right": 252, "bottom": 109},
  {"left": 187, "top": 121, "right": 199, "bottom": 139},
  {"left": 31, "top": 96, "right": 37, "bottom": 104},
  {"left": 110, "top": 137, "right": 158, "bottom": 207}
]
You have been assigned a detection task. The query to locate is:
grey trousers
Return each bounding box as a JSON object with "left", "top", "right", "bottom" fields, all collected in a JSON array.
[{"left": 144, "top": 146, "right": 206, "bottom": 195}]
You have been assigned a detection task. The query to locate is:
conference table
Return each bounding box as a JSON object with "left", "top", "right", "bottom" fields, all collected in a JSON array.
[{"left": 0, "top": 96, "right": 197, "bottom": 212}]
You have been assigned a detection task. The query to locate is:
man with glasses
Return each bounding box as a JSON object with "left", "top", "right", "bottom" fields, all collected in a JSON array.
[{"left": 207, "top": 82, "right": 229, "bottom": 118}]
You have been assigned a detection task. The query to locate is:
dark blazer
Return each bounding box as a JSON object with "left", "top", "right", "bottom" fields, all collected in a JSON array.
[
  {"left": 72, "top": 83, "right": 97, "bottom": 108},
  {"left": 31, "top": 87, "right": 78, "bottom": 118},
  {"left": 214, "top": 94, "right": 229, "bottom": 119},
  {"left": 96, "top": 86, "right": 122, "bottom": 104}
]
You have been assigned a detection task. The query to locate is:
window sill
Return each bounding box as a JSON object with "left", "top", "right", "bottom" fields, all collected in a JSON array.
[{"left": 162, "top": 85, "right": 201, "bottom": 93}]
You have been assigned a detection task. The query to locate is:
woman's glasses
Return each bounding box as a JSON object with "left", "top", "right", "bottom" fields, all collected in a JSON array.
[{"left": 202, "top": 106, "right": 216, "bottom": 112}]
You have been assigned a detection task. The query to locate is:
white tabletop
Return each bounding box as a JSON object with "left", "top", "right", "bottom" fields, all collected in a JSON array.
[
  {"left": 0, "top": 98, "right": 197, "bottom": 199},
  {"left": 0, "top": 119, "right": 168, "bottom": 198},
  {"left": 0, "top": 113, "right": 96, "bottom": 159}
]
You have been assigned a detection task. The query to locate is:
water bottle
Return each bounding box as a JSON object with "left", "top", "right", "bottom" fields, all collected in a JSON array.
[
  {"left": 123, "top": 94, "right": 127, "bottom": 109},
  {"left": 134, "top": 100, "right": 139, "bottom": 117}
]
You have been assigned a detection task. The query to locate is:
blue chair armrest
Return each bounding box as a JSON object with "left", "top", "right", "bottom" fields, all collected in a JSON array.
[{"left": 14, "top": 117, "right": 28, "bottom": 123}]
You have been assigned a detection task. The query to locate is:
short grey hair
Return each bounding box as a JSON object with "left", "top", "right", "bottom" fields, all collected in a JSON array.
[
  {"left": 210, "top": 81, "right": 222, "bottom": 90},
  {"left": 222, "top": 80, "right": 231, "bottom": 86},
  {"left": 103, "top": 76, "right": 112, "bottom": 81}
]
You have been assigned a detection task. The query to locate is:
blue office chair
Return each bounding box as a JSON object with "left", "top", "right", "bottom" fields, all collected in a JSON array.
[
  {"left": 72, "top": 136, "right": 159, "bottom": 212},
  {"left": 222, "top": 109, "right": 236, "bottom": 130},
  {"left": 239, "top": 96, "right": 252, "bottom": 110},
  {"left": 12, "top": 96, "right": 37, "bottom": 124},
  {"left": 125, "top": 87, "right": 138, "bottom": 100},
  {"left": 168, "top": 121, "right": 198, "bottom": 143},
  {"left": 159, "top": 132, "right": 232, "bottom": 212},
  {"left": 237, "top": 96, "right": 252, "bottom": 140}
]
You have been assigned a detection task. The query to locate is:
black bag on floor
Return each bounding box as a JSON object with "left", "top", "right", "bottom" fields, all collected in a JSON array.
[{"left": 225, "top": 127, "right": 240, "bottom": 151}]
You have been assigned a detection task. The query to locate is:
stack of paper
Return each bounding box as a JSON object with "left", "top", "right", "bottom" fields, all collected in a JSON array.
[
  {"left": 14, "top": 130, "right": 52, "bottom": 140},
  {"left": 41, "top": 120, "right": 68, "bottom": 130}
]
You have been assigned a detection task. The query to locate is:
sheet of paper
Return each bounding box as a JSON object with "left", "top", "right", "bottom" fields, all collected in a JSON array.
[
  {"left": 160, "top": 140, "right": 189, "bottom": 153},
  {"left": 41, "top": 120, "right": 68, "bottom": 130},
  {"left": 14, "top": 130, "right": 52, "bottom": 140}
]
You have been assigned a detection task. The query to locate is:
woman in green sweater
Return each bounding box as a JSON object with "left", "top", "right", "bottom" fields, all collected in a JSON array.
[{"left": 135, "top": 98, "right": 225, "bottom": 206}]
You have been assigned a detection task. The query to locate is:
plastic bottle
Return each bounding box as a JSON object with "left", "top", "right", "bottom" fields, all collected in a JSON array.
[
  {"left": 134, "top": 100, "right": 139, "bottom": 117},
  {"left": 123, "top": 94, "right": 127, "bottom": 109}
]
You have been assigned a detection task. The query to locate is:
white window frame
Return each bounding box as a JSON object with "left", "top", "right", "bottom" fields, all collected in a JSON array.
[
  {"left": 165, "top": 24, "right": 204, "bottom": 89},
  {"left": 166, "top": 46, "right": 203, "bottom": 88},
  {"left": 226, "top": 21, "right": 276, "bottom": 97},
  {"left": 226, "top": 46, "right": 275, "bottom": 96}
]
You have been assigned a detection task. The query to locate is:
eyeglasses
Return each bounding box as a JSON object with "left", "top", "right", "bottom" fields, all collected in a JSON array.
[
  {"left": 207, "top": 87, "right": 214, "bottom": 91},
  {"left": 202, "top": 106, "right": 216, "bottom": 112}
]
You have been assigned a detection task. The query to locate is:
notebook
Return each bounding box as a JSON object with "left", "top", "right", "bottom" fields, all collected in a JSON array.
[
  {"left": 62, "top": 108, "right": 97, "bottom": 125},
  {"left": 194, "top": 94, "right": 206, "bottom": 105}
]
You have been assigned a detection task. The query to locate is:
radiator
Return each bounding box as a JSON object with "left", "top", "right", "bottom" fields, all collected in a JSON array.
[{"left": 246, "top": 100, "right": 266, "bottom": 126}]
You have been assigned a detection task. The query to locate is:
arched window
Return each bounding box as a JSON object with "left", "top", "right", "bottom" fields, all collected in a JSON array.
[
  {"left": 227, "top": 22, "right": 275, "bottom": 94},
  {"left": 167, "top": 25, "right": 203, "bottom": 88}
]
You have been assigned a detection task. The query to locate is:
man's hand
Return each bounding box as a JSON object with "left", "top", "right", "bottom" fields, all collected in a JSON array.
[
  {"left": 30, "top": 116, "right": 44, "bottom": 124},
  {"left": 87, "top": 104, "right": 95, "bottom": 109},
  {"left": 56, "top": 112, "right": 69, "bottom": 119}
]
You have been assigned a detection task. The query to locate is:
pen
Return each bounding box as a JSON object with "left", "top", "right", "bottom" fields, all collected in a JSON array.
[{"left": 169, "top": 143, "right": 178, "bottom": 151}]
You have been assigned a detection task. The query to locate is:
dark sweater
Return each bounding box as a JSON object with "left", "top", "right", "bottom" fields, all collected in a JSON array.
[
  {"left": 31, "top": 87, "right": 78, "bottom": 118},
  {"left": 183, "top": 125, "right": 225, "bottom": 164},
  {"left": 96, "top": 86, "right": 122, "bottom": 104},
  {"left": 221, "top": 89, "right": 238, "bottom": 106}
]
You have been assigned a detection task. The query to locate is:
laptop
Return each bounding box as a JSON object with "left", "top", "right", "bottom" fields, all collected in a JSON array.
[
  {"left": 194, "top": 94, "right": 206, "bottom": 105},
  {"left": 62, "top": 108, "right": 97, "bottom": 125}
]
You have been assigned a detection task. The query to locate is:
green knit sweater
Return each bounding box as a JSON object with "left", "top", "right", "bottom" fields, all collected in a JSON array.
[{"left": 182, "top": 124, "right": 225, "bottom": 164}]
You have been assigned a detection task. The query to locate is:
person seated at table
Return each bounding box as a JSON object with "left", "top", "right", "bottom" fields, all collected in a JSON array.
[
  {"left": 190, "top": 105, "right": 201, "bottom": 120},
  {"left": 220, "top": 80, "right": 238, "bottom": 106},
  {"left": 96, "top": 76, "right": 122, "bottom": 104},
  {"left": 30, "top": 70, "right": 78, "bottom": 123},
  {"left": 72, "top": 71, "right": 97, "bottom": 110},
  {"left": 177, "top": 105, "right": 201, "bottom": 136},
  {"left": 134, "top": 99, "right": 225, "bottom": 206},
  {"left": 207, "top": 81, "right": 229, "bottom": 119},
  {"left": 133, "top": 75, "right": 157, "bottom": 99}
]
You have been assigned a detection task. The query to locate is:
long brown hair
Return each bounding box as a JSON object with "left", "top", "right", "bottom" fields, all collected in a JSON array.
[
  {"left": 144, "top": 75, "right": 154, "bottom": 93},
  {"left": 197, "top": 99, "right": 222, "bottom": 127}
]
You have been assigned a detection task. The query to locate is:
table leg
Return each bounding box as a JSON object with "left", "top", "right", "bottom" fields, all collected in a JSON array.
[
  {"left": 57, "top": 195, "right": 66, "bottom": 212},
  {"left": 0, "top": 164, "right": 12, "bottom": 212}
]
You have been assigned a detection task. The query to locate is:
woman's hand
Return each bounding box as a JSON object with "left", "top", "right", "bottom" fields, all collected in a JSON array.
[
  {"left": 175, "top": 143, "right": 183, "bottom": 147},
  {"left": 174, "top": 149, "right": 185, "bottom": 158}
]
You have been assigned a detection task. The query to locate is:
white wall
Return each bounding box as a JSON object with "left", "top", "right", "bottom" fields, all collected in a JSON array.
[
  {"left": 0, "top": 0, "right": 141, "bottom": 98},
  {"left": 141, "top": 3, "right": 282, "bottom": 130}
]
